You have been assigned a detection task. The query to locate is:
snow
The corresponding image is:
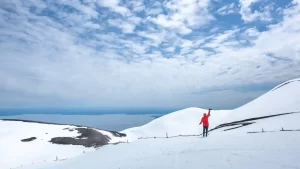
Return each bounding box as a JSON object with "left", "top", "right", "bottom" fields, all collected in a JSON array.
[
  {"left": 122, "top": 78, "right": 300, "bottom": 140},
  {"left": 228, "top": 78, "right": 300, "bottom": 121},
  {"left": 2, "top": 78, "right": 300, "bottom": 169},
  {"left": 18, "top": 131, "right": 300, "bottom": 169},
  {"left": 0, "top": 121, "right": 123, "bottom": 169},
  {"left": 122, "top": 108, "right": 231, "bottom": 141}
]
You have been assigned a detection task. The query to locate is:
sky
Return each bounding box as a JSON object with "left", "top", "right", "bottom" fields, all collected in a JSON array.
[{"left": 0, "top": 0, "right": 300, "bottom": 110}]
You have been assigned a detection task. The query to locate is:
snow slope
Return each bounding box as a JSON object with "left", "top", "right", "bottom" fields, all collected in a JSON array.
[
  {"left": 0, "top": 120, "right": 124, "bottom": 169},
  {"left": 122, "top": 108, "right": 231, "bottom": 141},
  {"left": 228, "top": 79, "right": 300, "bottom": 120},
  {"left": 122, "top": 78, "right": 300, "bottom": 141}
]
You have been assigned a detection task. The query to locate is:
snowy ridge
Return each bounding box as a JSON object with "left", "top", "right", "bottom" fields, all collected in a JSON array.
[
  {"left": 229, "top": 78, "right": 300, "bottom": 121},
  {"left": 270, "top": 78, "right": 300, "bottom": 92}
]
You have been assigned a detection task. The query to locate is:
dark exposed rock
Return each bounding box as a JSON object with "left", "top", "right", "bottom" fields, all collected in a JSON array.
[
  {"left": 50, "top": 128, "right": 111, "bottom": 147},
  {"left": 210, "top": 112, "right": 300, "bottom": 132},
  {"left": 21, "top": 137, "right": 37, "bottom": 142},
  {"left": 63, "top": 128, "right": 74, "bottom": 131},
  {"left": 109, "top": 131, "right": 126, "bottom": 137},
  {"left": 223, "top": 122, "right": 255, "bottom": 131}
]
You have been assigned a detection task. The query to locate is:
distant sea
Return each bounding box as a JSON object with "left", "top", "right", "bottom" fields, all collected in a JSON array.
[
  {"left": 0, "top": 108, "right": 177, "bottom": 116},
  {"left": 0, "top": 108, "right": 179, "bottom": 131}
]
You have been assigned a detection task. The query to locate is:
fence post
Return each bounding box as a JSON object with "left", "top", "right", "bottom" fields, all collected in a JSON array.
[
  {"left": 281, "top": 127, "right": 284, "bottom": 131},
  {"left": 166, "top": 133, "right": 168, "bottom": 138},
  {"left": 262, "top": 128, "right": 264, "bottom": 133}
]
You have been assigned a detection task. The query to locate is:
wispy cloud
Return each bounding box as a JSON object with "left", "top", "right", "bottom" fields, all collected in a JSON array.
[{"left": 217, "top": 3, "right": 236, "bottom": 15}]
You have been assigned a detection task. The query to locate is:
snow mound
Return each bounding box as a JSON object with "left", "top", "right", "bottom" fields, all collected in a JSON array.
[{"left": 122, "top": 108, "right": 231, "bottom": 141}]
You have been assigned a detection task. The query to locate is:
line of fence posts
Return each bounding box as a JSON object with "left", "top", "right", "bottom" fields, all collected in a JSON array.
[
  {"left": 138, "top": 127, "right": 300, "bottom": 139},
  {"left": 138, "top": 132, "right": 202, "bottom": 140},
  {"left": 248, "top": 127, "right": 300, "bottom": 134}
]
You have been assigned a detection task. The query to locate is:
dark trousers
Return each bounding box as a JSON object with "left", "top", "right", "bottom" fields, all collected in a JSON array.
[{"left": 203, "top": 126, "right": 209, "bottom": 137}]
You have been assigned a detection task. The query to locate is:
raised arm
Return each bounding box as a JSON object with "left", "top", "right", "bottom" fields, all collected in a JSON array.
[{"left": 208, "top": 109, "right": 211, "bottom": 117}]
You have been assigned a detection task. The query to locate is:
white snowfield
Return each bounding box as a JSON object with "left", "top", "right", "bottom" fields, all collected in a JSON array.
[
  {"left": 2, "top": 78, "right": 300, "bottom": 169},
  {"left": 0, "top": 120, "right": 124, "bottom": 169},
  {"left": 19, "top": 132, "right": 300, "bottom": 169}
]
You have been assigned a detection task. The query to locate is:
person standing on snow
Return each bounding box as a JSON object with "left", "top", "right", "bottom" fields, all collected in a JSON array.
[{"left": 199, "top": 108, "right": 211, "bottom": 137}]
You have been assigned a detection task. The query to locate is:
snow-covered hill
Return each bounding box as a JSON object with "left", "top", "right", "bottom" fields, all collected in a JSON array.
[
  {"left": 122, "top": 108, "right": 231, "bottom": 141},
  {"left": 2, "top": 78, "right": 300, "bottom": 169},
  {"left": 122, "top": 78, "right": 300, "bottom": 141},
  {"left": 0, "top": 120, "right": 126, "bottom": 169}
]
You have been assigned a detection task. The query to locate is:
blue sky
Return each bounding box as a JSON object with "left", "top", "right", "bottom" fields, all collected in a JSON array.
[{"left": 0, "top": 0, "right": 300, "bottom": 109}]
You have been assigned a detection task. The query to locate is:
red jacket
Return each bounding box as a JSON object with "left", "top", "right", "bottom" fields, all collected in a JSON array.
[{"left": 199, "top": 110, "right": 211, "bottom": 126}]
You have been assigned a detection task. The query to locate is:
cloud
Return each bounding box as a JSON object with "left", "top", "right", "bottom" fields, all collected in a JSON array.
[
  {"left": 128, "top": 0, "right": 145, "bottom": 13},
  {"left": 108, "top": 18, "right": 136, "bottom": 34},
  {"left": 97, "top": 0, "right": 130, "bottom": 16},
  {"left": 239, "top": 0, "right": 274, "bottom": 22},
  {"left": 149, "top": 14, "right": 193, "bottom": 35},
  {"left": 148, "top": 0, "right": 213, "bottom": 35},
  {"left": 146, "top": 8, "right": 163, "bottom": 16},
  {"left": 165, "top": 47, "right": 175, "bottom": 53},
  {"left": 217, "top": 3, "right": 236, "bottom": 15},
  {"left": 0, "top": 0, "right": 300, "bottom": 108}
]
